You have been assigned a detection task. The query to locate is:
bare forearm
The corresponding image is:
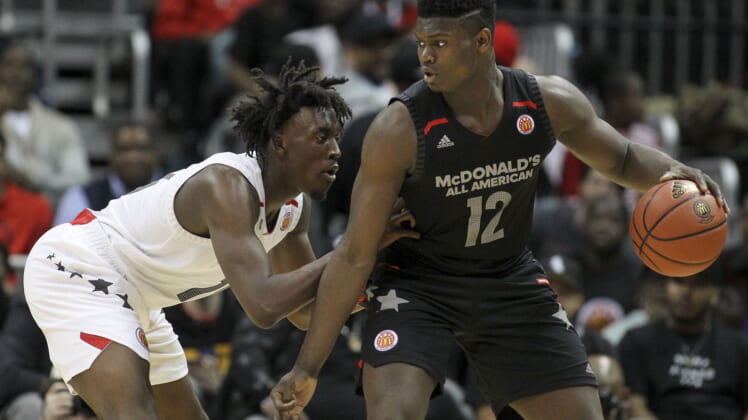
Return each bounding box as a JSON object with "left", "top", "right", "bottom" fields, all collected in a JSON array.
[
  {"left": 232, "top": 253, "right": 331, "bottom": 328},
  {"left": 295, "top": 251, "right": 374, "bottom": 376},
  {"left": 612, "top": 142, "right": 679, "bottom": 192}
]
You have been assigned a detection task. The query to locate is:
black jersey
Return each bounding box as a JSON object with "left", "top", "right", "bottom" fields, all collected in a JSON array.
[
  {"left": 383, "top": 66, "right": 555, "bottom": 275},
  {"left": 619, "top": 320, "right": 748, "bottom": 420}
]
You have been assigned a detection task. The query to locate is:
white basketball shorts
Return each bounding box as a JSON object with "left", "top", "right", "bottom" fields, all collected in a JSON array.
[{"left": 23, "top": 214, "right": 187, "bottom": 392}]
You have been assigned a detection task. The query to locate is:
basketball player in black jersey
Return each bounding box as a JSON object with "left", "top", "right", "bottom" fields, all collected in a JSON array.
[{"left": 271, "top": 1, "right": 729, "bottom": 419}]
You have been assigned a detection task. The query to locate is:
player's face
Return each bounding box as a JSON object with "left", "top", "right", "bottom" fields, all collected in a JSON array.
[
  {"left": 414, "top": 17, "right": 481, "bottom": 92},
  {"left": 280, "top": 106, "right": 341, "bottom": 201},
  {"left": 665, "top": 275, "right": 717, "bottom": 324}
]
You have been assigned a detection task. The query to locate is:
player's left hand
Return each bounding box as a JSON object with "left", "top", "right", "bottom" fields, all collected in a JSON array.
[
  {"left": 379, "top": 197, "right": 420, "bottom": 250},
  {"left": 660, "top": 164, "right": 730, "bottom": 214}
]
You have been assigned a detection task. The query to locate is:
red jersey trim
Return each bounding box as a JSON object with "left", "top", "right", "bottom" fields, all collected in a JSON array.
[
  {"left": 424, "top": 118, "right": 448, "bottom": 135},
  {"left": 512, "top": 101, "right": 538, "bottom": 109},
  {"left": 71, "top": 209, "right": 96, "bottom": 225}
]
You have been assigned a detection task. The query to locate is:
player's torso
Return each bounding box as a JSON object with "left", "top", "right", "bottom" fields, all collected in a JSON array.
[
  {"left": 393, "top": 67, "right": 555, "bottom": 270},
  {"left": 94, "top": 152, "right": 303, "bottom": 307}
]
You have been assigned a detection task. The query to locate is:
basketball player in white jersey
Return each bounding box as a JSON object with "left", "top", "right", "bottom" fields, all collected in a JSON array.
[{"left": 23, "top": 62, "right": 418, "bottom": 420}]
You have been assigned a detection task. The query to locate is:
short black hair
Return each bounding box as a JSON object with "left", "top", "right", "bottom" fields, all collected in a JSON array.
[
  {"left": 417, "top": 0, "right": 495, "bottom": 35},
  {"left": 231, "top": 61, "right": 351, "bottom": 163}
]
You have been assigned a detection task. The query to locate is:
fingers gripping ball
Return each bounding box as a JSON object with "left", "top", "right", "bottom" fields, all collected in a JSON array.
[{"left": 630, "top": 179, "right": 727, "bottom": 277}]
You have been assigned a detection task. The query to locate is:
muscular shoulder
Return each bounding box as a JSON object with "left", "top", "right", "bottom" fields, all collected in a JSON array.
[
  {"left": 176, "top": 164, "right": 260, "bottom": 235},
  {"left": 362, "top": 101, "right": 417, "bottom": 173},
  {"left": 369, "top": 101, "right": 416, "bottom": 142},
  {"left": 537, "top": 75, "right": 597, "bottom": 138}
]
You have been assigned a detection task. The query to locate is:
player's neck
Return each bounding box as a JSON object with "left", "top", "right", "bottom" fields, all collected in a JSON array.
[
  {"left": 261, "top": 164, "right": 300, "bottom": 214},
  {"left": 443, "top": 65, "right": 503, "bottom": 131},
  {"left": 444, "top": 65, "right": 501, "bottom": 111}
]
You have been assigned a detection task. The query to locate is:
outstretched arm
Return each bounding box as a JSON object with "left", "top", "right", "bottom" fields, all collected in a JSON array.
[
  {"left": 271, "top": 102, "right": 417, "bottom": 418},
  {"left": 176, "top": 164, "right": 328, "bottom": 329},
  {"left": 539, "top": 75, "right": 728, "bottom": 213}
]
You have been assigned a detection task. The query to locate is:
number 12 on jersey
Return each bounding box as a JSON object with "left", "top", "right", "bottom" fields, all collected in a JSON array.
[{"left": 464, "top": 191, "right": 512, "bottom": 247}]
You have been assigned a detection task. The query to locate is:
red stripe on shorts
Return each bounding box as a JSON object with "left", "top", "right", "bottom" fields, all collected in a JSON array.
[
  {"left": 536, "top": 278, "right": 550, "bottom": 285},
  {"left": 80, "top": 332, "right": 112, "bottom": 350},
  {"left": 71, "top": 209, "right": 96, "bottom": 225}
]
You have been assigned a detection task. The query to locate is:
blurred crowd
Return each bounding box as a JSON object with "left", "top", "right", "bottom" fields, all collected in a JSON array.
[{"left": 0, "top": 1, "right": 747, "bottom": 419}]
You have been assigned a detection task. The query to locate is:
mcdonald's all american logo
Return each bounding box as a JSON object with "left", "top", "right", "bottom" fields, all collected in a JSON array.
[
  {"left": 279, "top": 212, "right": 293, "bottom": 231},
  {"left": 516, "top": 114, "right": 535, "bottom": 135},
  {"left": 374, "top": 329, "right": 399, "bottom": 351}
]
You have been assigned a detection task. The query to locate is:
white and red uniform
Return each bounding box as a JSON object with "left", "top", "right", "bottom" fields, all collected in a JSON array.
[{"left": 24, "top": 152, "right": 303, "bottom": 389}]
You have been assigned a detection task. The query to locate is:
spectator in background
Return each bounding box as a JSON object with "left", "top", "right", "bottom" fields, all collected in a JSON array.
[
  {"left": 163, "top": 290, "right": 242, "bottom": 418},
  {"left": 602, "top": 268, "right": 668, "bottom": 347},
  {"left": 575, "top": 194, "right": 642, "bottom": 314},
  {"left": 0, "top": 130, "right": 52, "bottom": 292},
  {"left": 618, "top": 266, "right": 748, "bottom": 420},
  {"left": 529, "top": 167, "right": 621, "bottom": 258},
  {"left": 150, "top": 0, "right": 258, "bottom": 162},
  {"left": 336, "top": 13, "right": 399, "bottom": 118},
  {"left": 0, "top": 294, "right": 52, "bottom": 420},
  {"left": 54, "top": 122, "right": 160, "bottom": 225},
  {"left": 227, "top": 0, "right": 313, "bottom": 96},
  {"left": 284, "top": 0, "right": 363, "bottom": 77},
  {"left": 600, "top": 69, "right": 661, "bottom": 151},
  {"left": 0, "top": 40, "right": 90, "bottom": 203}
]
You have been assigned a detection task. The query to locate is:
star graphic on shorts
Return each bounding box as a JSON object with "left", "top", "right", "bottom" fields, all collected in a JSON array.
[
  {"left": 376, "top": 289, "right": 409, "bottom": 312},
  {"left": 46, "top": 253, "right": 55, "bottom": 260},
  {"left": 89, "top": 278, "right": 112, "bottom": 294},
  {"left": 364, "top": 285, "right": 379, "bottom": 300},
  {"left": 116, "top": 293, "right": 133, "bottom": 310},
  {"left": 69, "top": 272, "right": 83, "bottom": 279},
  {"left": 55, "top": 262, "right": 65, "bottom": 271},
  {"left": 552, "top": 303, "right": 573, "bottom": 330}
]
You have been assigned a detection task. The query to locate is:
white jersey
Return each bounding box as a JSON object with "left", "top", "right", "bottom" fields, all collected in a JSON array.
[{"left": 93, "top": 152, "right": 304, "bottom": 308}]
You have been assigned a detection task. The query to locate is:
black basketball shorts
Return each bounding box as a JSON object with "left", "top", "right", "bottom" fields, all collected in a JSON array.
[{"left": 357, "top": 260, "right": 598, "bottom": 413}]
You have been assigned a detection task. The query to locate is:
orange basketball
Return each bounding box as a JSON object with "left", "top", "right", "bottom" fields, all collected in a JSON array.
[{"left": 629, "top": 179, "right": 727, "bottom": 277}]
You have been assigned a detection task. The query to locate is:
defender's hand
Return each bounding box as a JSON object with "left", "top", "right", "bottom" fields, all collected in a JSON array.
[{"left": 379, "top": 197, "right": 420, "bottom": 250}]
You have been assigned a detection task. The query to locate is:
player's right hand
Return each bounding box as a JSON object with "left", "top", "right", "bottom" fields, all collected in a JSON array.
[{"left": 271, "top": 368, "right": 318, "bottom": 420}]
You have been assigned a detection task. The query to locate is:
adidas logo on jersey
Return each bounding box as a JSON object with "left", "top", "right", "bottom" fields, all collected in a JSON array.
[{"left": 436, "top": 135, "right": 454, "bottom": 149}]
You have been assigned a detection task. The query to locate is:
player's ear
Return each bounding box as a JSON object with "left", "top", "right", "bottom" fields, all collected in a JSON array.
[
  {"left": 272, "top": 133, "right": 287, "bottom": 155},
  {"left": 475, "top": 28, "right": 492, "bottom": 53}
]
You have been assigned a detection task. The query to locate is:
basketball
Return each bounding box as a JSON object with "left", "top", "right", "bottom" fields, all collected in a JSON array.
[{"left": 629, "top": 179, "right": 728, "bottom": 277}]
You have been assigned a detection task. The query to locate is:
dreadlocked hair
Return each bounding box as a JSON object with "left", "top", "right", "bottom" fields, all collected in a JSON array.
[
  {"left": 231, "top": 60, "right": 351, "bottom": 163},
  {"left": 417, "top": 0, "right": 495, "bottom": 35}
]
